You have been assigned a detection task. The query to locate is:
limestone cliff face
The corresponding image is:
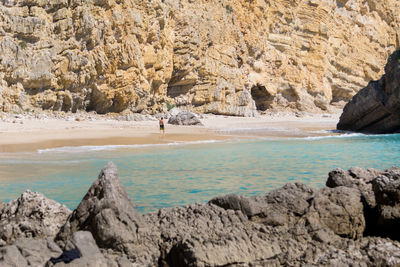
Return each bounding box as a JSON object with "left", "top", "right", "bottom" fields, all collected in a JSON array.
[{"left": 0, "top": 0, "right": 399, "bottom": 116}]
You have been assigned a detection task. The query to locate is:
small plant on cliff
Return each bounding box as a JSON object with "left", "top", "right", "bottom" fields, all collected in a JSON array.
[
  {"left": 166, "top": 101, "right": 176, "bottom": 111},
  {"left": 19, "top": 40, "right": 27, "bottom": 50},
  {"left": 225, "top": 4, "right": 234, "bottom": 13}
]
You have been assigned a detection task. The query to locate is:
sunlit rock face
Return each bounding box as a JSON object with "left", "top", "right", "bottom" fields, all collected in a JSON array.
[{"left": 0, "top": 0, "right": 399, "bottom": 115}]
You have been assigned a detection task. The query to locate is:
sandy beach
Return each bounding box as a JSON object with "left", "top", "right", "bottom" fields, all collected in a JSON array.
[{"left": 0, "top": 112, "right": 341, "bottom": 153}]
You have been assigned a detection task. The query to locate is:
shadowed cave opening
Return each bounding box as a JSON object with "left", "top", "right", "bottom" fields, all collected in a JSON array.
[
  {"left": 251, "top": 85, "right": 274, "bottom": 111},
  {"left": 166, "top": 71, "right": 195, "bottom": 99},
  {"left": 166, "top": 84, "right": 193, "bottom": 98}
]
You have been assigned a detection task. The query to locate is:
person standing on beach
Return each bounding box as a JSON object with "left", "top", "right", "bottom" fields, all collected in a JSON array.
[{"left": 159, "top": 117, "right": 165, "bottom": 135}]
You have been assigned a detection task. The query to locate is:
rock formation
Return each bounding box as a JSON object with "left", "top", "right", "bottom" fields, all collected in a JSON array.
[
  {"left": 337, "top": 49, "right": 400, "bottom": 133},
  {"left": 0, "top": 190, "right": 71, "bottom": 246},
  {"left": 0, "top": 0, "right": 399, "bottom": 116},
  {"left": 0, "top": 238, "right": 63, "bottom": 266},
  {"left": 2, "top": 164, "right": 400, "bottom": 266},
  {"left": 56, "top": 162, "right": 144, "bottom": 256},
  {"left": 168, "top": 111, "right": 203, "bottom": 126},
  {"left": 327, "top": 167, "right": 400, "bottom": 240}
]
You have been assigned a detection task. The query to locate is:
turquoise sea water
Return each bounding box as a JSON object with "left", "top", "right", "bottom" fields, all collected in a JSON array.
[{"left": 0, "top": 133, "right": 399, "bottom": 213}]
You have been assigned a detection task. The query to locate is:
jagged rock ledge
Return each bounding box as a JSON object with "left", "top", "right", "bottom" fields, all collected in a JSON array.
[{"left": 1, "top": 163, "right": 400, "bottom": 266}]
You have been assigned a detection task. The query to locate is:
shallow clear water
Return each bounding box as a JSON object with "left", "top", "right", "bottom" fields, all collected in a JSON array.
[{"left": 1, "top": 134, "right": 399, "bottom": 213}]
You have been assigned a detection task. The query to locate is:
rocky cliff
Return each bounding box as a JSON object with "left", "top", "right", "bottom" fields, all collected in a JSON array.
[
  {"left": 337, "top": 49, "right": 400, "bottom": 133},
  {"left": 0, "top": 0, "right": 399, "bottom": 116},
  {"left": 2, "top": 163, "right": 400, "bottom": 266}
]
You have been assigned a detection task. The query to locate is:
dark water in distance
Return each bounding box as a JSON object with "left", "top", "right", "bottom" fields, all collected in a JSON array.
[{"left": 1, "top": 133, "right": 399, "bottom": 213}]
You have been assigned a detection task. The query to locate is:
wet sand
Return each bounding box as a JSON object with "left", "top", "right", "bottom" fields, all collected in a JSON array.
[{"left": 0, "top": 113, "right": 340, "bottom": 153}]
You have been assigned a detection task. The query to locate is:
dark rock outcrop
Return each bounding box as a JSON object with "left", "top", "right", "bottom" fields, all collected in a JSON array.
[
  {"left": 168, "top": 111, "right": 204, "bottom": 126},
  {"left": 212, "top": 183, "right": 365, "bottom": 240},
  {"left": 0, "top": 238, "right": 62, "bottom": 267},
  {"left": 327, "top": 167, "right": 379, "bottom": 209},
  {"left": 0, "top": 190, "right": 71, "bottom": 246},
  {"left": 56, "top": 162, "right": 143, "bottom": 256},
  {"left": 309, "top": 187, "right": 365, "bottom": 239},
  {"left": 372, "top": 168, "right": 400, "bottom": 240},
  {"left": 327, "top": 167, "right": 400, "bottom": 241},
  {"left": 337, "top": 50, "right": 400, "bottom": 133},
  {"left": 2, "top": 164, "right": 400, "bottom": 266}
]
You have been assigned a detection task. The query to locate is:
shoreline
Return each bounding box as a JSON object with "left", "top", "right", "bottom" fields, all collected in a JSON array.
[{"left": 0, "top": 112, "right": 341, "bottom": 153}]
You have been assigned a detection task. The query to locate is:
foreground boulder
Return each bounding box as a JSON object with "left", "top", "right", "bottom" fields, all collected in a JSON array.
[
  {"left": 2, "top": 164, "right": 400, "bottom": 266},
  {"left": 327, "top": 167, "right": 400, "bottom": 240},
  {"left": 337, "top": 50, "right": 400, "bottom": 133},
  {"left": 326, "top": 167, "right": 379, "bottom": 209},
  {"left": 0, "top": 190, "right": 71, "bottom": 246},
  {"left": 168, "top": 111, "right": 204, "bottom": 126},
  {"left": 56, "top": 162, "right": 144, "bottom": 257},
  {"left": 372, "top": 168, "right": 400, "bottom": 240}
]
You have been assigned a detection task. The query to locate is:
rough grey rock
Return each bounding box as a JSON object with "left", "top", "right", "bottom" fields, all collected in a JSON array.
[
  {"left": 56, "top": 162, "right": 143, "bottom": 256},
  {"left": 168, "top": 111, "right": 204, "bottom": 126},
  {"left": 249, "top": 183, "right": 316, "bottom": 227},
  {"left": 326, "top": 167, "right": 378, "bottom": 209},
  {"left": 15, "top": 238, "right": 62, "bottom": 266},
  {"left": 308, "top": 187, "right": 365, "bottom": 240},
  {"left": 362, "top": 237, "right": 400, "bottom": 267},
  {"left": 213, "top": 183, "right": 365, "bottom": 240},
  {"left": 311, "top": 236, "right": 400, "bottom": 267},
  {"left": 49, "top": 231, "right": 120, "bottom": 267},
  {"left": 373, "top": 168, "right": 400, "bottom": 205},
  {"left": 51, "top": 257, "right": 110, "bottom": 267},
  {"left": 168, "top": 107, "right": 182, "bottom": 117},
  {"left": 372, "top": 168, "right": 400, "bottom": 240},
  {"left": 327, "top": 167, "right": 363, "bottom": 188},
  {"left": 0, "top": 190, "right": 71, "bottom": 245},
  {"left": 209, "top": 194, "right": 264, "bottom": 217},
  {"left": 71, "top": 231, "right": 102, "bottom": 258},
  {"left": 3, "top": 164, "right": 400, "bottom": 266},
  {"left": 144, "top": 203, "right": 281, "bottom": 267},
  {"left": 0, "top": 238, "right": 62, "bottom": 267},
  {"left": 327, "top": 167, "right": 400, "bottom": 239},
  {"left": 0, "top": 245, "right": 28, "bottom": 267},
  {"left": 337, "top": 50, "right": 400, "bottom": 133}
]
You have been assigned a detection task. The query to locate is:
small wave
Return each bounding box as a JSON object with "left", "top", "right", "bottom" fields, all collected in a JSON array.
[
  {"left": 216, "top": 127, "right": 300, "bottom": 135},
  {"left": 301, "top": 133, "right": 366, "bottom": 140},
  {"left": 0, "top": 159, "right": 91, "bottom": 165},
  {"left": 302, "top": 132, "right": 400, "bottom": 141},
  {"left": 217, "top": 127, "right": 292, "bottom": 132},
  {"left": 37, "top": 140, "right": 221, "bottom": 154}
]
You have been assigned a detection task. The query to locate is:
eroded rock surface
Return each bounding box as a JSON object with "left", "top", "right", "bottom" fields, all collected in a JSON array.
[
  {"left": 337, "top": 50, "right": 400, "bottom": 133},
  {"left": 0, "top": 190, "right": 71, "bottom": 245},
  {"left": 372, "top": 168, "right": 400, "bottom": 240},
  {"left": 0, "top": 0, "right": 399, "bottom": 115},
  {"left": 327, "top": 167, "right": 379, "bottom": 209},
  {"left": 168, "top": 111, "right": 203, "bottom": 126},
  {"left": 327, "top": 167, "right": 400, "bottom": 241},
  {"left": 56, "top": 162, "right": 143, "bottom": 256},
  {"left": 2, "top": 164, "right": 400, "bottom": 266}
]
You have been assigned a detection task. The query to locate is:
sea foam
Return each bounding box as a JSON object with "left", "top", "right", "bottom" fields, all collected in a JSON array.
[{"left": 36, "top": 140, "right": 221, "bottom": 154}]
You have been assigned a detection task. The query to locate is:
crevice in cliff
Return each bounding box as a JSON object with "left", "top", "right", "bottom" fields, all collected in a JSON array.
[
  {"left": 167, "top": 84, "right": 194, "bottom": 99},
  {"left": 166, "top": 68, "right": 194, "bottom": 98},
  {"left": 251, "top": 85, "right": 274, "bottom": 111}
]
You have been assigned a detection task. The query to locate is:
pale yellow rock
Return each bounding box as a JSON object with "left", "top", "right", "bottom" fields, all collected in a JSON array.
[{"left": 0, "top": 0, "right": 399, "bottom": 115}]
